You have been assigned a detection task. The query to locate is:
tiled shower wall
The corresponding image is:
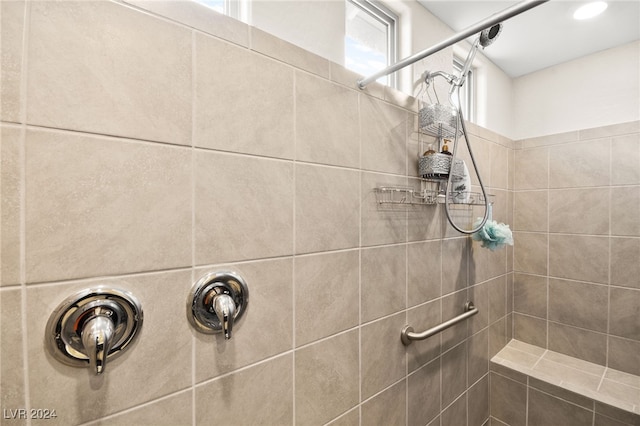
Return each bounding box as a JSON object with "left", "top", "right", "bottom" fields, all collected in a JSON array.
[
  {"left": 1, "top": 1, "right": 513, "bottom": 425},
  {"left": 512, "top": 121, "right": 640, "bottom": 376}
]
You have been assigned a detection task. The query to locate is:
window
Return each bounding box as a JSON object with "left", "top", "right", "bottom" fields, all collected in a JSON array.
[
  {"left": 195, "top": 0, "right": 246, "bottom": 21},
  {"left": 453, "top": 57, "right": 474, "bottom": 122},
  {"left": 345, "top": 0, "right": 397, "bottom": 87}
]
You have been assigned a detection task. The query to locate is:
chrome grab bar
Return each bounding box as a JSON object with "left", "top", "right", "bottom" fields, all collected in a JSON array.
[{"left": 401, "top": 301, "right": 478, "bottom": 346}]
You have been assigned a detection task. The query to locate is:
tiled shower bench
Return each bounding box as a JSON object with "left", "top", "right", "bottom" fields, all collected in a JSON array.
[{"left": 490, "top": 340, "right": 640, "bottom": 426}]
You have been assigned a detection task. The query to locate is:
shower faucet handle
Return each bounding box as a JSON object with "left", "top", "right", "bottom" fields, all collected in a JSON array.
[
  {"left": 45, "top": 288, "right": 144, "bottom": 376},
  {"left": 187, "top": 271, "right": 249, "bottom": 339},
  {"left": 81, "top": 314, "right": 115, "bottom": 375},
  {"left": 212, "top": 292, "right": 236, "bottom": 339}
]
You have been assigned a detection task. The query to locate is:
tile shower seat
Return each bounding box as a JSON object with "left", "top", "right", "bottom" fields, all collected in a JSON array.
[{"left": 491, "top": 340, "right": 640, "bottom": 419}]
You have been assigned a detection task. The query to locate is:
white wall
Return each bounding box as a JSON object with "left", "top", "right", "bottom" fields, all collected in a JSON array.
[
  {"left": 250, "top": 0, "right": 345, "bottom": 64},
  {"left": 513, "top": 40, "right": 640, "bottom": 140}
]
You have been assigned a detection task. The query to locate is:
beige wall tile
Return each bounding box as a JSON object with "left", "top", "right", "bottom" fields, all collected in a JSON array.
[
  {"left": 488, "top": 275, "right": 507, "bottom": 323},
  {"left": 491, "top": 143, "right": 510, "bottom": 190},
  {"left": 469, "top": 375, "right": 490, "bottom": 426},
  {"left": 519, "top": 131, "right": 579, "bottom": 149},
  {"left": 513, "top": 232, "right": 547, "bottom": 276},
  {"left": 330, "top": 62, "right": 383, "bottom": 99},
  {"left": 468, "top": 328, "right": 489, "bottom": 385},
  {"left": 295, "top": 331, "right": 359, "bottom": 425},
  {"left": 1, "top": 0, "right": 25, "bottom": 123},
  {"left": 442, "top": 237, "right": 468, "bottom": 295},
  {"left": 611, "top": 186, "right": 640, "bottom": 237},
  {"left": 1, "top": 126, "right": 21, "bottom": 285},
  {"left": 580, "top": 121, "right": 640, "bottom": 140},
  {"left": 407, "top": 181, "right": 443, "bottom": 241},
  {"left": 361, "top": 380, "right": 406, "bottom": 426},
  {"left": 326, "top": 408, "right": 360, "bottom": 426},
  {"left": 407, "top": 300, "right": 441, "bottom": 372},
  {"left": 407, "top": 241, "right": 441, "bottom": 307},
  {"left": 514, "top": 190, "right": 548, "bottom": 232},
  {"left": 513, "top": 313, "right": 547, "bottom": 347},
  {"left": 360, "top": 172, "right": 407, "bottom": 246},
  {"left": 609, "top": 287, "right": 640, "bottom": 341},
  {"left": 514, "top": 148, "right": 548, "bottom": 190},
  {"left": 611, "top": 134, "right": 640, "bottom": 185},
  {"left": 25, "top": 130, "right": 191, "bottom": 283},
  {"left": 549, "top": 279, "right": 609, "bottom": 333},
  {"left": 548, "top": 322, "right": 607, "bottom": 366},
  {"left": 549, "top": 140, "right": 610, "bottom": 188},
  {"left": 528, "top": 387, "right": 593, "bottom": 426},
  {"left": 296, "top": 71, "right": 359, "bottom": 167},
  {"left": 468, "top": 282, "right": 489, "bottom": 335},
  {"left": 295, "top": 251, "right": 359, "bottom": 346},
  {"left": 360, "top": 96, "right": 408, "bottom": 175},
  {"left": 361, "top": 245, "right": 406, "bottom": 323},
  {"left": 595, "top": 401, "right": 640, "bottom": 426},
  {"left": 88, "top": 390, "right": 192, "bottom": 426},
  {"left": 470, "top": 237, "right": 508, "bottom": 284},
  {"left": 250, "top": 27, "right": 330, "bottom": 79},
  {"left": 127, "top": 0, "right": 249, "bottom": 47},
  {"left": 608, "top": 336, "right": 640, "bottom": 376},
  {"left": 490, "top": 372, "right": 527, "bottom": 426},
  {"left": 441, "top": 393, "right": 467, "bottom": 426},
  {"left": 194, "top": 33, "right": 294, "bottom": 159},
  {"left": 295, "top": 164, "right": 360, "bottom": 254},
  {"left": 489, "top": 317, "right": 508, "bottom": 359},
  {"left": 611, "top": 238, "right": 640, "bottom": 289},
  {"left": 27, "top": 1, "right": 192, "bottom": 145},
  {"left": 194, "top": 259, "right": 293, "bottom": 382},
  {"left": 195, "top": 354, "right": 293, "bottom": 425},
  {"left": 549, "top": 188, "right": 609, "bottom": 235},
  {"left": 0, "top": 289, "right": 25, "bottom": 419},
  {"left": 27, "top": 271, "right": 193, "bottom": 425},
  {"left": 195, "top": 151, "right": 293, "bottom": 264},
  {"left": 549, "top": 234, "right": 609, "bottom": 284},
  {"left": 361, "top": 313, "right": 406, "bottom": 399},
  {"left": 513, "top": 273, "right": 547, "bottom": 318},
  {"left": 528, "top": 378, "right": 594, "bottom": 409},
  {"left": 441, "top": 343, "right": 467, "bottom": 407},
  {"left": 408, "top": 358, "right": 440, "bottom": 426}
]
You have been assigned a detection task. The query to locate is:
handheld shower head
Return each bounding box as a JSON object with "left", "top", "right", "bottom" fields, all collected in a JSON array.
[
  {"left": 453, "top": 22, "right": 504, "bottom": 89},
  {"left": 479, "top": 23, "right": 503, "bottom": 48}
]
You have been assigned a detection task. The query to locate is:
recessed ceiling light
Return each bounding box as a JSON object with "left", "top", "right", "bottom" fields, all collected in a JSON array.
[{"left": 573, "top": 1, "right": 608, "bottom": 20}]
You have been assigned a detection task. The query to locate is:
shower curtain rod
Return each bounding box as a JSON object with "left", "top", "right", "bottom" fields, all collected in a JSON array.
[{"left": 357, "top": 0, "right": 549, "bottom": 89}]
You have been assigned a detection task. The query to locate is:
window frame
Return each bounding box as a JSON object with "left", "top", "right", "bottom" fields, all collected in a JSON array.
[
  {"left": 453, "top": 56, "right": 475, "bottom": 122},
  {"left": 346, "top": 0, "right": 398, "bottom": 88}
]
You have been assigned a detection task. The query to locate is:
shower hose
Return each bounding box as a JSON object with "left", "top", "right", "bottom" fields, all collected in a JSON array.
[{"left": 443, "top": 84, "right": 490, "bottom": 234}]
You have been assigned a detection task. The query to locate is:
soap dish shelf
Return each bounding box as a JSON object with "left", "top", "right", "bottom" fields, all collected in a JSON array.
[
  {"left": 374, "top": 186, "right": 493, "bottom": 207},
  {"left": 374, "top": 186, "right": 437, "bottom": 206}
]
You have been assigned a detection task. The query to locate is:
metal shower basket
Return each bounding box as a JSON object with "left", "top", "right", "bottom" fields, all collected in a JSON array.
[{"left": 418, "top": 79, "right": 462, "bottom": 139}]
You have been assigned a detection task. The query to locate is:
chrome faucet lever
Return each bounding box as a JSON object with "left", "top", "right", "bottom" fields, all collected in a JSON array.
[
  {"left": 188, "top": 271, "right": 249, "bottom": 339},
  {"left": 81, "top": 315, "right": 115, "bottom": 375},
  {"left": 212, "top": 293, "right": 236, "bottom": 339},
  {"left": 46, "top": 288, "right": 143, "bottom": 376}
]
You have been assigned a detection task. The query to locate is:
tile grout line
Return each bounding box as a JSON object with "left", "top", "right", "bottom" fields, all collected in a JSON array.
[
  {"left": 357, "top": 91, "right": 363, "bottom": 426},
  {"left": 190, "top": 29, "right": 197, "bottom": 426},
  {"left": 19, "top": 1, "right": 32, "bottom": 423},
  {"left": 292, "top": 68, "right": 297, "bottom": 426},
  {"left": 545, "top": 145, "right": 550, "bottom": 350},
  {"left": 605, "top": 138, "right": 612, "bottom": 376}
]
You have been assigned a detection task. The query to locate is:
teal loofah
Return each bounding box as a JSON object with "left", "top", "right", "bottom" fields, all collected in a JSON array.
[{"left": 471, "top": 217, "right": 514, "bottom": 251}]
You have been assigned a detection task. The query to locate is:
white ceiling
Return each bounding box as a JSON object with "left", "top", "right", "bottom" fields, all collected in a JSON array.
[{"left": 417, "top": 0, "right": 640, "bottom": 77}]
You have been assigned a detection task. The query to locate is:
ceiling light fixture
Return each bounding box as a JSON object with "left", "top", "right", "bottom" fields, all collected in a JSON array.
[{"left": 573, "top": 1, "right": 608, "bottom": 20}]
